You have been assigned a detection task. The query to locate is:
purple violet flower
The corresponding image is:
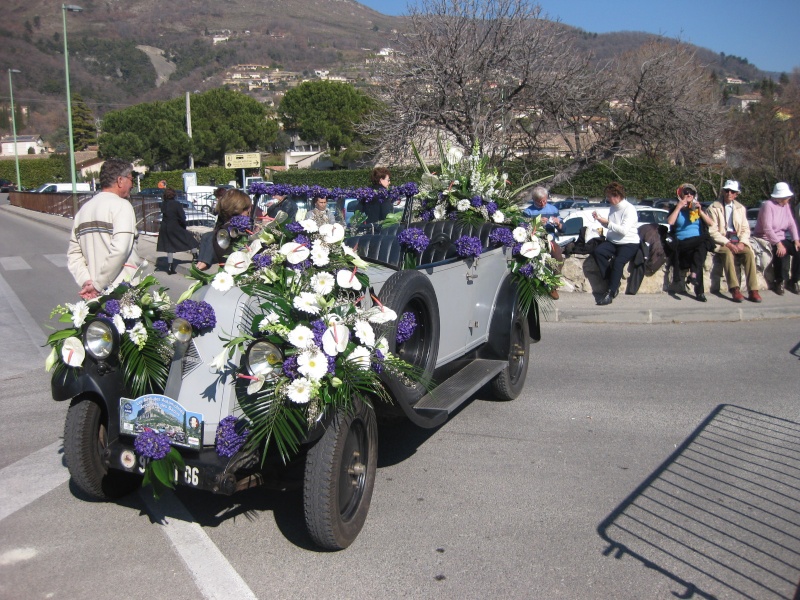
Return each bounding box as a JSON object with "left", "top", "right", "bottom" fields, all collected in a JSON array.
[
  {"left": 134, "top": 429, "right": 171, "bottom": 460},
  {"left": 286, "top": 222, "right": 305, "bottom": 233},
  {"left": 311, "top": 319, "right": 326, "bottom": 346},
  {"left": 215, "top": 415, "right": 250, "bottom": 458},
  {"left": 228, "top": 215, "right": 252, "bottom": 233},
  {"left": 175, "top": 300, "right": 217, "bottom": 330},
  {"left": 486, "top": 201, "right": 498, "bottom": 216},
  {"left": 489, "top": 227, "right": 515, "bottom": 247},
  {"left": 152, "top": 320, "right": 169, "bottom": 337},
  {"left": 454, "top": 236, "right": 483, "bottom": 258},
  {"left": 396, "top": 311, "right": 417, "bottom": 345},
  {"left": 397, "top": 228, "right": 430, "bottom": 254},
  {"left": 104, "top": 299, "right": 121, "bottom": 316},
  {"left": 253, "top": 253, "right": 273, "bottom": 269},
  {"left": 282, "top": 356, "right": 299, "bottom": 380},
  {"left": 519, "top": 263, "right": 534, "bottom": 278},
  {"left": 471, "top": 196, "right": 483, "bottom": 208}
]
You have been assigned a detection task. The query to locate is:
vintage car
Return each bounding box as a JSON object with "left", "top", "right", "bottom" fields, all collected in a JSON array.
[{"left": 52, "top": 204, "right": 541, "bottom": 550}]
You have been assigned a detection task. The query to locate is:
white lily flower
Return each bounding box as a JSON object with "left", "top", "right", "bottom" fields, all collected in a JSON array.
[
  {"left": 129, "top": 322, "right": 148, "bottom": 349},
  {"left": 246, "top": 239, "right": 263, "bottom": 258},
  {"left": 279, "top": 242, "right": 310, "bottom": 265},
  {"left": 322, "top": 321, "right": 350, "bottom": 355},
  {"left": 336, "top": 269, "right": 362, "bottom": 291},
  {"left": 354, "top": 320, "right": 375, "bottom": 347},
  {"left": 211, "top": 271, "right": 235, "bottom": 292},
  {"left": 366, "top": 305, "right": 397, "bottom": 324},
  {"left": 247, "top": 375, "right": 266, "bottom": 395},
  {"left": 512, "top": 227, "right": 529, "bottom": 243},
  {"left": 287, "top": 377, "right": 312, "bottom": 404},
  {"left": 520, "top": 239, "right": 541, "bottom": 258},
  {"left": 376, "top": 336, "right": 390, "bottom": 355},
  {"left": 298, "top": 349, "right": 328, "bottom": 381},
  {"left": 341, "top": 244, "right": 369, "bottom": 268},
  {"left": 209, "top": 349, "right": 227, "bottom": 371},
  {"left": 320, "top": 223, "right": 345, "bottom": 243},
  {"left": 61, "top": 337, "right": 85, "bottom": 367},
  {"left": 224, "top": 251, "right": 251, "bottom": 275}
]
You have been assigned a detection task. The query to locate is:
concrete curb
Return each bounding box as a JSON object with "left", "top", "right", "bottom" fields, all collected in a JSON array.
[{"left": 5, "top": 203, "right": 800, "bottom": 325}]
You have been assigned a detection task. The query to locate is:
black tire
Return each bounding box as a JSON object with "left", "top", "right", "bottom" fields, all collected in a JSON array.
[
  {"left": 63, "top": 397, "right": 141, "bottom": 500},
  {"left": 303, "top": 400, "right": 378, "bottom": 550},
  {"left": 378, "top": 270, "right": 440, "bottom": 405},
  {"left": 490, "top": 305, "right": 530, "bottom": 401}
]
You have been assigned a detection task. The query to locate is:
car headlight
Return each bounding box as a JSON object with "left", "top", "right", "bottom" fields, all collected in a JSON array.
[
  {"left": 245, "top": 341, "right": 283, "bottom": 380},
  {"left": 84, "top": 318, "right": 118, "bottom": 360},
  {"left": 171, "top": 318, "right": 193, "bottom": 343}
]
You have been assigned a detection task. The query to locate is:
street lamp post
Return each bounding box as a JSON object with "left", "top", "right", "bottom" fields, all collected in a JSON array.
[
  {"left": 62, "top": 4, "right": 83, "bottom": 211},
  {"left": 7, "top": 69, "right": 21, "bottom": 193}
]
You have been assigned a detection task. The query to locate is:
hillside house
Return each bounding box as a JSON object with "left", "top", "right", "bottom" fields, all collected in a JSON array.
[{"left": 1, "top": 135, "right": 46, "bottom": 156}]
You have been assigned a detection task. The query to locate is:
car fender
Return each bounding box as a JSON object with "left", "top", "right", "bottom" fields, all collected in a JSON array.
[
  {"left": 52, "top": 363, "right": 127, "bottom": 438},
  {"left": 485, "top": 275, "right": 540, "bottom": 359}
]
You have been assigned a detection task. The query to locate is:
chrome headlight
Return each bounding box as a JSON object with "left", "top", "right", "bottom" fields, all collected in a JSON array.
[
  {"left": 171, "top": 318, "right": 193, "bottom": 343},
  {"left": 84, "top": 319, "right": 117, "bottom": 360},
  {"left": 245, "top": 341, "right": 283, "bottom": 380}
]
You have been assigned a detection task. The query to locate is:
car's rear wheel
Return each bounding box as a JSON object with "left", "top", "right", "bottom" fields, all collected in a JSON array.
[
  {"left": 378, "top": 270, "right": 440, "bottom": 406},
  {"left": 64, "top": 397, "right": 141, "bottom": 500},
  {"left": 490, "top": 305, "right": 530, "bottom": 401},
  {"left": 303, "top": 399, "right": 377, "bottom": 550}
]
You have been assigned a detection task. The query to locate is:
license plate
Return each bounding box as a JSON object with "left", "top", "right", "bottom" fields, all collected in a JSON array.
[{"left": 120, "top": 394, "right": 204, "bottom": 451}]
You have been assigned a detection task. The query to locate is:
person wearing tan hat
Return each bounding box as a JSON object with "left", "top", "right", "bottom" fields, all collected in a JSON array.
[
  {"left": 754, "top": 182, "right": 799, "bottom": 295},
  {"left": 705, "top": 180, "right": 762, "bottom": 302},
  {"left": 666, "top": 183, "right": 713, "bottom": 302}
]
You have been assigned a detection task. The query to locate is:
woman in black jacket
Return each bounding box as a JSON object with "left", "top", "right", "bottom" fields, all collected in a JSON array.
[{"left": 156, "top": 188, "right": 198, "bottom": 274}]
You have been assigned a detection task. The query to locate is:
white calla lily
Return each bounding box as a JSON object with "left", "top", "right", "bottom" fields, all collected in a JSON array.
[
  {"left": 61, "top": 337, "right": 85, "bottom": 367},
  {"left": 224, "top": 251, "right": 251, "bottom": 275},
  {"left": 322, "top": 322, "right": 350, "bottom": 355},
  {"left": 319, "top": 223, "right": 345, "bottom": 243},
  {"left": 279, "top": 242, "right": 310, "bottom": 265},
  {"left": 336, "top": 269, "right": 362, "bottom": 291}
]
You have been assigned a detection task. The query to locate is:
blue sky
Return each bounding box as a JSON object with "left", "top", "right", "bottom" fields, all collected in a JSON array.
[{"left": 361, "top": 0, "right": 799, "bottom": 74}]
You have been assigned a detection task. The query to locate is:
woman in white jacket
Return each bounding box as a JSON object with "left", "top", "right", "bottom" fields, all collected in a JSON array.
[{"left": 591, "top": 182, "right": 640, "bottom": 305}]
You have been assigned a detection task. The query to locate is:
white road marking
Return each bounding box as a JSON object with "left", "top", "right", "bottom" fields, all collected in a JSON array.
[
  {"left": 0, "top": 442, "right": 69, "bottom": 523},
  {"left": 0, "top": 256, "right": 31, "bottom": 270},
  {"left": 0, "top": 547, "right": 38, "bottom": 566},
  {"left": 140, "top": 490, "right": 258, "bottom": 600},
  {"left": 43, "top": 254, "right": 69, "bottom": 267},
  {"left": 0, "top": 271, "right": 49, "bottom": 359}
]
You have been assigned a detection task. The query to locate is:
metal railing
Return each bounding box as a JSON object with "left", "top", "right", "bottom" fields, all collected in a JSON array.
[{"left": 9, "top": 191, "right": 163, "bottom": 234}]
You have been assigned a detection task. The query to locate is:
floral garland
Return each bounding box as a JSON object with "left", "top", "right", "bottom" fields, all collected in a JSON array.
[
  {"left": 45, "top": 269, "right": 216, "bottom": 398},
  {"left": 249, "top": 181, "right": 419, "bottom": 206},
  {"left": 186, "top": 216, "right": 420, "bottom": 462}
]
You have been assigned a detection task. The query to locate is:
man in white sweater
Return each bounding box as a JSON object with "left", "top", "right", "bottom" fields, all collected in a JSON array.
[
  {"left": 591, "top": 181, "right": 640, "bottom": 305},
  {"left": 67, "top": 158, "right": 141, "bottom": 299}
]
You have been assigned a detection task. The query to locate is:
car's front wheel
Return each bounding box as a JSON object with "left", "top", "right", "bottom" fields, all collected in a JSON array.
[
  {"left": 490, "top": 304, "right": 530, "bottom": 401},
  {"left": 63, "top": 397, "right": 141, "bottom": 500},
  {"left": 303, "top": 399, "right": 378, "bottom": 550}
]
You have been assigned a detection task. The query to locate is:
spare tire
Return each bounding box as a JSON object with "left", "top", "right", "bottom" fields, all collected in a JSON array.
[{"left": 377, "top": 270, "right": 440, "bottom": 407}]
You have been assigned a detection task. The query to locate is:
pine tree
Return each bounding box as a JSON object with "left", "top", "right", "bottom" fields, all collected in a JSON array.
[{"left": 71, "top": 93, "right": 97, "bottom": 150}]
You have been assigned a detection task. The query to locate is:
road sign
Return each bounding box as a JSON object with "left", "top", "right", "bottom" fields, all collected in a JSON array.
[{"left": 224, "top": 152, "right": 261, "bottom": 169}]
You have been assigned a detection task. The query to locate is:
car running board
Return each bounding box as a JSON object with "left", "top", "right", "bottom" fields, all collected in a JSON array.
[{"left": 413, "top": 359, "right": 507, "bottom": 421}]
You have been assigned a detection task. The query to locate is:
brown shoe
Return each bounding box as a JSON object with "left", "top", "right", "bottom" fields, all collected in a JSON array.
[
  {"left": 788, "top": 282, "right": 800, "bottom": 295},
  {"left": 748, "top": 290, "right": 762, "bottom": 303},
  {"left": 549, "top": 289, "right": 559, "bottom": 300},
  {"left": 730, "top": 287, "right": 744, "bottom": 303},
  {"left": 774, "top": 281, "right": 785, "bottom": 296}
]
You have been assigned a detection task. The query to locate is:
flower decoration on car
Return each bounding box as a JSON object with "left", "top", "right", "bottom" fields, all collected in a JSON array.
[
  {"left": 45, "top": 273, "right": 216, "bottom": 398},
  {"left": 186, "top": 214, "right": 420, "bottom": 462},
  {"left": 397, "top": 227, "right": 431, "bottom": 268},
  {"left": 454, "top": 235, "right": 483, "bottom": 259}
]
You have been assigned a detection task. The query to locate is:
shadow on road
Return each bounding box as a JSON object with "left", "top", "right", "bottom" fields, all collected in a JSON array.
[{"left": 598, "top": 404, "right": 800, "bottom": 599}]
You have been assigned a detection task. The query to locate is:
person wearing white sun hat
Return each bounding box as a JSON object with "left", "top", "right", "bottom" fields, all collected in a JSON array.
[
  {"left": 754, "top": 182, "right": 799, "bottom": 295},
  {"left": 705, "top": 179, "right": 761, "bottom": 303}
]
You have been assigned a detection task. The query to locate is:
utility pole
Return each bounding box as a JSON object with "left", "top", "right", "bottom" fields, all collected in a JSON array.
[{"left": 186, "top": 91, "right": 194, "bottom": 170}]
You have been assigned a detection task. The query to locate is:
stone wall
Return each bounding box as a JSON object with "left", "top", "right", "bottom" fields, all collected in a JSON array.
[{"left": 558, "top": 252, "right": 772, "bottom": 294}]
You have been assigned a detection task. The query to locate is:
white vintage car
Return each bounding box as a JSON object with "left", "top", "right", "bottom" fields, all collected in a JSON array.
[{"left": 53, "top": 205, "right": 541, "bottom": 550}]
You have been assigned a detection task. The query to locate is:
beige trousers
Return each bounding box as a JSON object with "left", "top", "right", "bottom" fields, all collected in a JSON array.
[{"left": 715, "top": 245, "right": 759, "bottom": 291}]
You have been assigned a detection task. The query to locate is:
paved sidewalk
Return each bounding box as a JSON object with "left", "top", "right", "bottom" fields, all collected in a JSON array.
[{"left": 5, "top": 203, "right": 800, "bottom": 325}]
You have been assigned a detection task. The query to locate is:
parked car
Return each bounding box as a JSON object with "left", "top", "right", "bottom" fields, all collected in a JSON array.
[
  {"left": 186, "top": 185, "right": 218, "bottom": 212},
  {"left": 0, "top": 178, "right": 15, "bottom": 192},
  {"left": 746, "top": 207, "right": 760, "bottom": 230},
  {"left": 33, "top": 182, "right": 92, "bottom": 193},
  {"left": 555, "top": 207, "right": 669, "bottom": 247},
  {"left": 53, "top": 198, "right": 540, "bottom": 551}
]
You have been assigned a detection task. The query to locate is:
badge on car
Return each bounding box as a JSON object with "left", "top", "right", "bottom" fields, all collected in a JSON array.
[{"left": 120, "top": 394, "right": 204, "bottom": 451}]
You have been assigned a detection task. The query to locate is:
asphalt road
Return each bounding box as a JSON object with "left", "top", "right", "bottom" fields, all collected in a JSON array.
[{"left": 1, "top": 208, "right": 799, "bottom": 599}]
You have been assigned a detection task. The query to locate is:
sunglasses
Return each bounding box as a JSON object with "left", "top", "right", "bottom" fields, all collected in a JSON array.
[
  {"left": 682, "top": 190, "right": 696, "bottom": 197},
  {"left": 724, "top": 189, "right": 738, "bottom": 194}
]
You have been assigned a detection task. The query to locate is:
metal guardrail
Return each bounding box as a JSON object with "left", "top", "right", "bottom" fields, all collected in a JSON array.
[{"left": 9, "top": 191, "right": 163, "bottom": 235}]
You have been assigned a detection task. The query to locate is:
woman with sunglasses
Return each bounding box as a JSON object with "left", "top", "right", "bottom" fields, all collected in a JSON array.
[{"left": 666, "top": 183, "right": 714, "bottom": 302}]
